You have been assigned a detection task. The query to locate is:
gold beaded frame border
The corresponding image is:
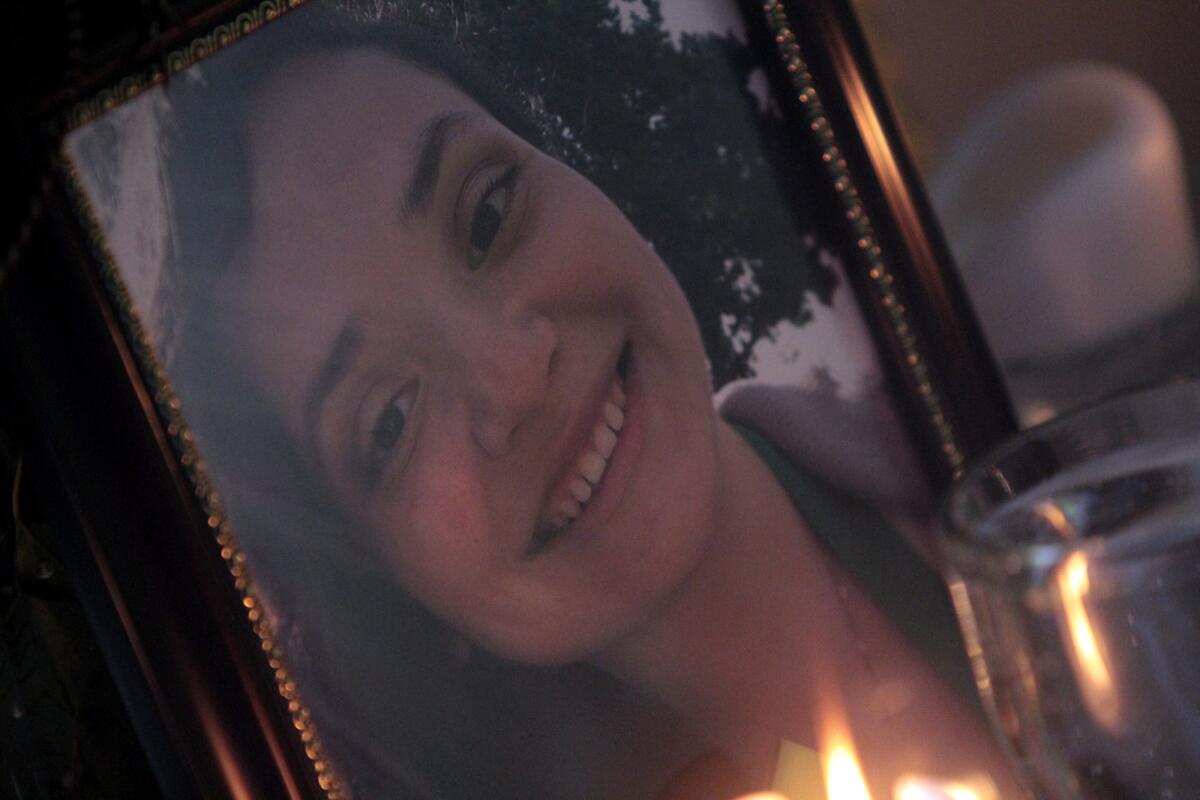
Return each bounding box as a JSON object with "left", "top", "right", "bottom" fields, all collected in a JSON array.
[
  {"left": 64, "top": 0, "right": 305, "bottom": 133},
  {"left": 57, "top": 2, "right": 343, "bottom": 796},
  {"left": 54, "top": 4, "right": 964, "bottom": 795},
  {"left": 760, "top": 0, "right": 966, "bottom": 475},
  {"left": 58, "top": 159, "right": 344, "bottom": 799}
]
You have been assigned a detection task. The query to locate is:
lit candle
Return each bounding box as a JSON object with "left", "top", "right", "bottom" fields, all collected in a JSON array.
[{"left": 892, "top": 773, "right": 998, "bottom": 800}]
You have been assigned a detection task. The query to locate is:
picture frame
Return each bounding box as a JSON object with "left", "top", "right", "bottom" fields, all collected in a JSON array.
[{"left": 0, "top": 0, "right": 1016, "bottom": 797}]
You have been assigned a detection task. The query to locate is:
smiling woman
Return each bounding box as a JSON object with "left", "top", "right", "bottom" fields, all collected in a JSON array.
[
  {"left": 230, "top": 44, "right": 728, "bottom": 667},
  {"left": 62, "top": 2, "right": 1018, "bottom": 798}
]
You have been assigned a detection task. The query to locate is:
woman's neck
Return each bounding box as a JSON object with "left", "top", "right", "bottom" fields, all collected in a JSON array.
[
  {"left": 591, "top": 420, "right": 1026, "bottom": 798},
  {"left": 591, "top": 420, "right": 857, "bottom": 759}
]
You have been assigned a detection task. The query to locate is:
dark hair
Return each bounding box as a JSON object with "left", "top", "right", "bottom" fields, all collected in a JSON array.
[
  {"left": 165, "top": 3, "right": 545, "bottom": 339},
  {"left": 161, "top": 5, "right": 697, "bottom": 797}
]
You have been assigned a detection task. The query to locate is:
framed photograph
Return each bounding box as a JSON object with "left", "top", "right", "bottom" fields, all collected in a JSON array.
[{"left": 3, "top": 0, "right": 1015, "bottom": 797}]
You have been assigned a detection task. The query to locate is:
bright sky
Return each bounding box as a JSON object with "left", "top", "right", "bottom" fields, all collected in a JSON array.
[
  {"left": 617, "top": 0, "right": 881, "bottom": 400},
  {"left": 736, "top": 245, "right": 881, "bottom": 401},
  {"left": 615, "top": 0, "right": 746, "bottom": 41},
  {"left": 659, "top": 0, "right": 745, "bottom": 39}
]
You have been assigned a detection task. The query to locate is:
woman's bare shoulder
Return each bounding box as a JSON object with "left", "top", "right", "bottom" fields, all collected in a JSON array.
[{"left": 716, "top": 378, "right": 933, "bottom": 516}]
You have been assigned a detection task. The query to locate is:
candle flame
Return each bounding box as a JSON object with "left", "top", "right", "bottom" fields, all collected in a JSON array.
[
  {"left": 815, "top": 702, "right": 872, "bottom": 800},
  {"left": 893, "top": 772, "right": 998, "bottom": 800},
  {"left": 806, "top": 635, "right": 873, "bottom": 799},
  {"left": 1056, "top": 551, "right": 1119, "bottom": 731},
  {"left": 823, "top": 744, "right": 873, "bottom": 800}
]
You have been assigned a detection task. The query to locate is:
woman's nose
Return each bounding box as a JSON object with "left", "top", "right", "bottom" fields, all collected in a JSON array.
[{"left": 468, "top": 313, "right": 558, "bottom": 458}]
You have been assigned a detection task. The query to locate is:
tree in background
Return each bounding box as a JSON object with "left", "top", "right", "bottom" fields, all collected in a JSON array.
[{"left": 380, "top": 0, "right": 836, "bottom": 388}]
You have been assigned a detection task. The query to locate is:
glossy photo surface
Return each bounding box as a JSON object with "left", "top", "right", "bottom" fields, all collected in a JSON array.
[{"left": 63, "top": 2, "right": 1014, "bottom": 797}]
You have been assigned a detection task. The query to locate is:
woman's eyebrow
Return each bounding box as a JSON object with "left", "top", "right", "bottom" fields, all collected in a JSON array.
[
  {"left": 401, "top": 110, "right": 480, "bottom": 221},
  {"left": 304, "top": 316, "right": 365, "bottom": 462}
]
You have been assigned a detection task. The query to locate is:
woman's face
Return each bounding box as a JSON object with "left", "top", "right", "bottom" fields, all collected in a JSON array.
[{"left": 236, "top": 50, "right": 723, "bottom": 664}]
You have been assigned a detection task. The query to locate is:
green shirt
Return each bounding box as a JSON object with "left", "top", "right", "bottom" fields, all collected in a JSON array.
[
  {"left": 731, "top": 424, "right": 984, "bottom": 798},
  {"left": 733, "top": 422, "right": 978, "bottom": 707}
]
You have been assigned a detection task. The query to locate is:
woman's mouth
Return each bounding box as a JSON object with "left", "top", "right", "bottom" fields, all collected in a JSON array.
[{"left": 527, "top": 345, "right": 631, "bottom": 554}]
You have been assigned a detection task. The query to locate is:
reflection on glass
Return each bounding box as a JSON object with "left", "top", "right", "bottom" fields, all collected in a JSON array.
[
  {"left": 945, "top": 381, "right": 1200, "bottom": 800},
  {"left": 1055, "top": 551, "right": 1119, "bottom": 733}
]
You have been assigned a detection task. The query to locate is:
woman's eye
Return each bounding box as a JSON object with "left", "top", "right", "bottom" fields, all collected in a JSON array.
[
  {"left": 364, "top": 383, "right": 417, "bottom": 483},
  {"left": 467, "top": 165, "right": 518, "bottom": 269}
]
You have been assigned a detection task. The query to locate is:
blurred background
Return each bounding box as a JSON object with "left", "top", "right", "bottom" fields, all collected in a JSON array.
[
  {"left": 858, "top": 1, "right": 1200, "bottom": 425},
  {"left": 859, "top": 1, "right": 1200, "bottom": 202}
]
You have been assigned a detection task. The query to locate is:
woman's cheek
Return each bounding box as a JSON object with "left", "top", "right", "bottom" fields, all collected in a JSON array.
[{"left": 372, "top": 456, "right": 492, "bottom": 580}]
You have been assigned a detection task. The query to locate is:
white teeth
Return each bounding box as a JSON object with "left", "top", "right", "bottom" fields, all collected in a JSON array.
[
  {"left": 603, "top": 401, "right": 624, "bottom": 431},
  {"left": 539, "top": 373, "right": 629, "bottom": 538},
  {"left": 610, "top": 381, "right": 626, "bottom": 408},
  {"left": 559, "top": 498, "right": 582, "bottom": 520},
  {"left": 594, "top": 425, "right": 617, "bottom": 458},
  {"left": 580, "top": 451, "right": 606, "bottom": 484},
  {"left": 569, "top": 478, "right": 592, "bottom": 504}
]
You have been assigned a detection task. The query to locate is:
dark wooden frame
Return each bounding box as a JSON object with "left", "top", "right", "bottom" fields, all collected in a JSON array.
[
  {"left": 751, "top": 0, "right": 1016, "bottom": 481},
  {"left": 0, "top": 0, "right": 1016, "bottom": 796}
]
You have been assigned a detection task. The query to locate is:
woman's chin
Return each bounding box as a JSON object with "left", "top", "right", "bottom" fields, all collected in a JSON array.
[{"left": 501, "top": 339, "right": 723, "bottom": 665}]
